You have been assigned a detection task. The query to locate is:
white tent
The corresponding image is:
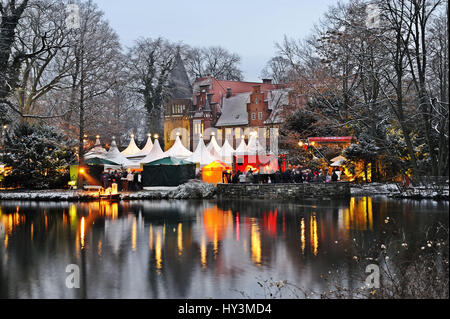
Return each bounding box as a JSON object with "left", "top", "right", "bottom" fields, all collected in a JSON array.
[
  {"left": 186, "top": 137, "right": 219, "bottom": 167},
  {"left": 331, "top": 155, "right": 347, "bottom": 163},
  {"left": 206, "top": 135, "right": 222, "bottom": 158},
  {"left": 220, "top": 139, "right": 235, "bottom": 164},
  {"left": 330, "top": 159, "right": 346, "bottom": 167},
  {"left": 246, "top": 135, "right": 267, "bottom": 155},
  {"left": 84, "top": 136, "right": 107, "bottom": 159},
  {"left": 104, "top": 137, "right": 133, "bottom": 167},
  {"left": 140, "top": 138, "right": 166, "bottom": 164},
  {"left": 235, "top": 137, "right": 247, "bottom": 153},
  {"left": 121, "top": 134, "right": 142, "bottom": 157},
  {"left": 164, "top": 135, "right": 193, "bottom": 159},
  {"left": 128, "top": 134, "right": 153, "bottom": 159}
]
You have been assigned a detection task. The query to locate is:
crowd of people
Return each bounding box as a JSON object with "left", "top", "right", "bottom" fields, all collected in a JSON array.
[
  {"left": 100, "top": 169, "right": 142, "bottom": 191},
  {"left": 222, "top": 165, "right": 343, "bottom": 184}
]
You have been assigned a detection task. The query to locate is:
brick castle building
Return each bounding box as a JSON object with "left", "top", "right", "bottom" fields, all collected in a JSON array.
[{"left": 163, "top": 54, "right": 293, "bottom": 151}]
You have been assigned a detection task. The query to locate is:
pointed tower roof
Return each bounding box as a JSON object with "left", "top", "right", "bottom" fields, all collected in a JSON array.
[
  {"left": 104, "top": 137, "right": 133, "bottom": 167},
  {"left": 164, "top": 135, "right": 193, "bottom": 159},
  {"left": 84, "top": 136, "right": 107, "bottom": 159},
  {"left": 186, "top": 137, "right": 219, "bottom": 167},
  {"left": 140, "top": 138, "right": 166, "bottom": 164},
  {"left": 235, "top": 137, "right": 247, "bottom": 153},
  {"left": 206, "top": 135, "right": 222, "bottom": 158},
  {"left": 121, "top": 134, "right": 142, "bottom": 157},
  {"left": 220, "top": 139, "right": 235, "bottom": 164},
  {"left": 129, "top": 134, "right": 153, "bottom": 158},
  {"left": 168, "top": 51, "right": 193, "bottom": 99}
]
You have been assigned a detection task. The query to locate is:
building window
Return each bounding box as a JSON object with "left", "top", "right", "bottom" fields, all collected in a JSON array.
[
  {"left": 194, "top": 120, "right": 203, "bottom": 136},
  {"left": 235, "top": 128, "right": 241, "bottom": 139},
  {"left": 258, "top": 112, "right": 263, "bottom": 120},
  {"left": 252, "top": 113, "right": 256, "bottom": 120},
  {"left": 225, "top": 128, "right": 232, "bottom": 141},
  {"left": 255, "top": 97, "right": 258, "bottom": 104}
]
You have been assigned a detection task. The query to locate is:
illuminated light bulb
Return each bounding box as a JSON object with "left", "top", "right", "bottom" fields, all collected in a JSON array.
[
  {"left": 131, "top": 134, "right": 135, "bottom": 138},
  {"left": 79, "top": 168, "right": 85, "bottom": 174},
  {"left": 211, "top": 132, "right": 215, "bottom": 136},
  {"left": 154, "top": 134, "right": 159, "bottom": 139},
  {"left": 147, "top": 133, "right": 151, "bottom": 137},
  {"left": 176, "top": 132, "right": 180, "bottom": 136},
  {"left": 96, "top": 135, "right": 100, "bottom": 139}
]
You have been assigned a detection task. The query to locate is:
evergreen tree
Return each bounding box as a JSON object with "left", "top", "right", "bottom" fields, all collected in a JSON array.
[{"left": 2, "top": 123, "right": 76, "bottom": 189}]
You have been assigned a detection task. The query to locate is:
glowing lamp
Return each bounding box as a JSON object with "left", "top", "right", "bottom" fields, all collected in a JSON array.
[
  {"left": 154, "top": 134, "right": 159, "bottom": 139},
  {"left": 147, "top": 133, "right": 151, "bottom": 137},
  {"left": 79, "top": 168, "right": 85, "bottom": 174},
  {"left": 111, "top": 183, "right": 118, "bottom": 195},
  {"left": 131, "top": 134, "right": 135, "bottom": 138},
  {"left": 96, "top": 135, "right": 100, "bottom": 139}
]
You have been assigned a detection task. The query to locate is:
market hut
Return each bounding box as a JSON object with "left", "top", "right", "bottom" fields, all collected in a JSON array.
[
  {"left": 206, "top": 134, "right": 222, "bottom": 158},
  {"left": 202, "top": 160, "right": 232, "bottom": 185},
  {"left": 104, "top": 137, "right": 133, "bottom": 168},
  {"left": 128, "top": 134, "right": 153, "bottom": 160},
  {"left": 235, "top": 137, "right": 247, "bottom": 153},
  {"left": 164, "top": 135, "right": 192, "bottom": 159},
  {"left": 73, "top": 157, "right": 120, "bottom": 187},
  {"left": 84, "top": 136, "right": 107, "bottom": 159},
  {"left": 121, "top": 134, "right": 142, "bottom": 157},
  {"left": 142, "top": 157, "right": 195, "bottom": 187},
  {"left": 186, "top": 136, "right": 219, "bottom": 168},
  {"left": 220, "top": 139, "right": 235, "bottom": 164},
  {"left": 140, "top": 137, "right": 166, "bottom": 164}
]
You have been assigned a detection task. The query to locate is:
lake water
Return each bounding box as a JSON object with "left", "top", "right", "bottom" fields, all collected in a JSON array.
[{"left": 0, "top": 197, "right": 448, "bottom": 299}]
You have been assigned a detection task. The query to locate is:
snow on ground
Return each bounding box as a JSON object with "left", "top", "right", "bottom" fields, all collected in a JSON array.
[
  {"left": 0, "top": 180, "right": 217, "bottom": 201},
  {"left": 350, "top": 183, "right": 399, "bottom": 196}
]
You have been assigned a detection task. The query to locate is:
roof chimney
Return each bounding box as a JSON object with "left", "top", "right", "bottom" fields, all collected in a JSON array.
[
  {"left": 226, "top": 87, "right": 232, "bottom": 98},
  {"left": 262, "top": 79, "right": 273, "bottom": 84}
]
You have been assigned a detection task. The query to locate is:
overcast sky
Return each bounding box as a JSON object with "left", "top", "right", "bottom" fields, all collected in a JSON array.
[{"left": 94, "top": 0, "right": 337, "bottom": 82}]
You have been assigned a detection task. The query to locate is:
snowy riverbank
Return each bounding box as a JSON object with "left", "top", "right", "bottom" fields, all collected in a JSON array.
[
  {"left": 0, "top": 180, "right": 217, "bottom": 201},
  {"left": 1, "top": 181, "right": 448, "bottom": 201}
]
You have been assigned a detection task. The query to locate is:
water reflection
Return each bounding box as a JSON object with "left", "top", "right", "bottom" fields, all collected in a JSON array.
[{"left": 0, "top": 197, "right": 447, "bottom": 298}]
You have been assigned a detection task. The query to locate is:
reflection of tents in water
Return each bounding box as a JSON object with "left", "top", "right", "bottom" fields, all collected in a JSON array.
[
  {"left": 202, "top": 207, "right": 233, "bottom": 241},
  {"left": 142, "top": 157, "right": 195, "bottom": 187}
]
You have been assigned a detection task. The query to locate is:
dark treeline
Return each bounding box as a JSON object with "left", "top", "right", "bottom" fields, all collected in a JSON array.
[{"left": 262, "top": 0, "right": 448, "bottom": 179}]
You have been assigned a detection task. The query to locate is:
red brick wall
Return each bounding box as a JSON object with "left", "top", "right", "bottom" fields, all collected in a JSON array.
[{"left": 247, "top": 86, "right": 270, "bottom": 127}]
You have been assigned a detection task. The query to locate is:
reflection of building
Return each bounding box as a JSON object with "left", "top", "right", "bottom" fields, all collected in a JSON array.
[{"left": 340, "top": 197, "right": 374, "bottom": 232}]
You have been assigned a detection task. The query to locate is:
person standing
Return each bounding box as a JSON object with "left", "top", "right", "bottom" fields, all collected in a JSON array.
[
  {"left": 133, "top": 171, "right": 140, "bottom": 191},
  {"left": 127, "top": 170, "right": 134, "bottom": 191},
  {"left": 331, "top": 170, "right": 339, "bottom": 182}
]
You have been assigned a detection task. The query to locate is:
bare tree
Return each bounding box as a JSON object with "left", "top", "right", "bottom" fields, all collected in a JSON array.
[
  {"left": 184, "top": 46, "right": 243, "bottom": 81},
  {"left": 0, "top": 0, "right": 30, "bottom": 122},
  {"left": 11, "top": 0, "right": 73, "bottom": 121},
  {"left": 127, "top": 37, "right": 177, "bottom": 145},
  {"left": 260, "top": 56, "right": 294, "bottom": 84},
  {"left": 60, "top": 0, "right": 122, "bottom": 182}
]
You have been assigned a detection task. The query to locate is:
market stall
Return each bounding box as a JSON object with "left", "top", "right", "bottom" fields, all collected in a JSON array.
[
  {"left": 142, "top": 157, "right": 195, "bottom": 187},
  {"left": 202, "top": 160, "right": 232, "bottom": 185}
]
